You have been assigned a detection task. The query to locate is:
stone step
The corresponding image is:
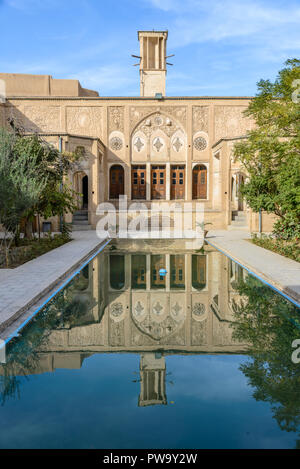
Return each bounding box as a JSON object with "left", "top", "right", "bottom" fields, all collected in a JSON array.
[
  {"left": 72, "top": 219, "right": 89, "bottom": 225},
  {"left": 232, "top": 213, "right": 247, "bottom": 221},
  {"left": 73, "top": 215, "right": 88, "bottom": 221},
  {"left": 72, "top": 224, "right": 93, "bottom": 231},
  {"left": 227, "top": 225, "right": 249, "bottom": 231},
  {"left": 74, "top": 210, "right": 88, "bottom": 216},
  {"left": 231, "top": 220, "right": 248, "bottom": 227}
]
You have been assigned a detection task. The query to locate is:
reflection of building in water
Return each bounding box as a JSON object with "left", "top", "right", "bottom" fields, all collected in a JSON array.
[
  {"left": 139, "top": 353, "right": 167, "bottom": 407},
  {"left": 1, "top": 242, "right": 248, "bottom": 407}
]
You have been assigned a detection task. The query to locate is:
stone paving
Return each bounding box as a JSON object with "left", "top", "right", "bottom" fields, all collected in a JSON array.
[
  {"left": 206, "top": 230, "right": 300, "bottom": 306},
  {"left": 0, "top": 231, "right": 107, "bottom": 332}
]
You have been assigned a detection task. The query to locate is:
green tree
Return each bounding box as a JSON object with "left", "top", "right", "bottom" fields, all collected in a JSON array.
[
  {"left": 234, "top": 59, "right": 300, "bottom": 238},
  {"left": 11, "top": 131, "right": 78, "bottom": 238},
  {"left": 231, "top": 274, "right": 300, "bottom": 441},
  {"left": 0, "top": 128, "right": 46, "bottom": 264}
]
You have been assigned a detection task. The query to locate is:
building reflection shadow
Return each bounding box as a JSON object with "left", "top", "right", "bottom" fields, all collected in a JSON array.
[{"left": 0, "top": 240, "right": 248, "bottom": 407}]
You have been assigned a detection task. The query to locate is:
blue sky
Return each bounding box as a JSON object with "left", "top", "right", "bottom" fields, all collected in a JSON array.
[{"left": 0, "top": 0, "right": 299, "bottom": 96}]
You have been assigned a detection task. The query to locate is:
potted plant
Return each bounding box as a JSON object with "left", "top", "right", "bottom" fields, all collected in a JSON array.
[{"left": 197, "top": 222, "right": 212, "bottom": 238}]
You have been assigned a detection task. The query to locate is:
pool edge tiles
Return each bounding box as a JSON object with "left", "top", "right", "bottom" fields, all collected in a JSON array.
[
  {"left": 205, "top": 238, "right": 300, "bottom": 309},
  {"left": 0, "top": 238, "right": 111, "bottom": 348}
]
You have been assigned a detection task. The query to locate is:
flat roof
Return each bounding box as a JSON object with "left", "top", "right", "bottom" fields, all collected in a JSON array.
[
  {"left": 7, "top": 95, "right": 253, "bottom": 101},
  {"left": 138, "top": 30, "right": 168, "bottom": 39}
]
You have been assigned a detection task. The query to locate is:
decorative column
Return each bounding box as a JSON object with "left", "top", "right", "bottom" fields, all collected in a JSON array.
[
  {"left": 166, "top": 163, "right": 170, "bottom": 201},
  {"left": 91, "top": 139, "right": 99, "bottom": 227},
  {"left": 146, "top": 254, "right": 151, "bottom": 291},
  {"left": 146, "top": 163, "right": 151, "bottom": 201},
  {"left": 166, "top": 254, "right": 170, "bottom": 291},
  {"left": 92, "top": 256, "right": 99, "bottom": 321}
]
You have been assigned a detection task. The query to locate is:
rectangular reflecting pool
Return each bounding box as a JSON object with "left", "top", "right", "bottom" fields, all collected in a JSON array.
[{"left": 0, "top": 239, "right": 300, "bottom": 449}]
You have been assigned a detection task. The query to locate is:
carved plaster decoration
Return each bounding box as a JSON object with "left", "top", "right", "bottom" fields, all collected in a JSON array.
[
  {"left": 130, "top": 106, "right": 187, "bottom": 132},
  {"left": 133, "top": 136, "right": 145, "bottom": 152},
  {"left": 135, "top": 301, "right": 145, "bottom": 317},
  {"left": 131, "top": 296, "right": 186, "bottom": 342},
  {"left": 154, "top": 115, "right": 163, "bottom": 126},
  {"left": 108, "top": 106, "right": 124, "bottom": 133},
  {"left": 110, "top": 302, "right": 125, "bottom": 322},
  {"left": 152, "top": 301, "right": 164, "bottom": 316},
  {"left": 153, "top": 137, "right": 164, "bottom": 152},
  {"left": 7, "top": 105, "right": 61, "bottom": 133},
  {"left": 172, "top": 136, "right": 184, "bottom": 152},
  {"left": 66, "top": 106, "right": 103, "bottom": 137},
  {"left": 193, "top": 136, "right": 208, "bottom": 151},
  {"left": 171, "top": 301, "right": 184, "bottom": 320},
  {"left": 24, "top": 105, "right": 61, "bottom": 132},
  {"left": 132, "top": 112, "right": 186, "bottom": 142},
  {"left": 191, "top": 318, "right": 208, "bottom": 345},
  {"left": 192, "top": 303, "right": 206, "bottom": 321},
  {"left": 192, "top": 106, "right": 209, "bottom": 134},
  {"left": 109, "top": 136, "right": 123, "bottom": 151},
  {"left": 109, "top": 320, "right": 125, "bottom": 346},
  {"left": 214, "top": 105, "right": 254, "bottom": 142}
]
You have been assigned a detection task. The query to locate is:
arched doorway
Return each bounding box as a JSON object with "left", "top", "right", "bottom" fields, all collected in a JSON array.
[
  {"left": 110, "top": 165, "right": 125, "bottom": 199},
  {"left": 192, "top": 165, "right": 207, "bottom": 199},
  {"left": 237, "top": 173, "right": 245, "bottom": 211},
  {"left": 73, "top": 171, "right": 88, "bottom": 210},
  {"left": 82, "top": 175, "right": 88, "bottom": 209}
]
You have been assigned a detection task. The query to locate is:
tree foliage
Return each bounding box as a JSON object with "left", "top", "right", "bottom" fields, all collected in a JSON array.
[
  {"left": 234, "top": 59, "right": 300, "bottom": 238},
  {"left": 11, "top": 131, "right": 78, "bottom": 222},
  {"left": 0, "top": 128, "right": 47, "bottom": 262},
  {"left": 0, "top": 125, "right": 80, "bottom": 243},
  {"left": 231, "top": 274, "right": 300, "bottom": 441}
]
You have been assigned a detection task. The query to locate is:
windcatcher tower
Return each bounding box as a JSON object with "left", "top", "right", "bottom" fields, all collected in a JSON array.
[{"left": 138, "top": 30, "right": 168, "bottom": 97}]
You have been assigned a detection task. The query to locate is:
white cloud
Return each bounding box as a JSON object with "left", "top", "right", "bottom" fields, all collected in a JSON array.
[
  {"left": 145, "top": 0, "right": 300, "bottom": 53},
  {"left": 68, "top": 64, "right": 138, "bottom": 96}
]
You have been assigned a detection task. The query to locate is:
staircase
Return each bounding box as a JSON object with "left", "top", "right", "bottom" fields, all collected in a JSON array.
[
  {"left": 228, "top": 211, "right": 248, "bottom": 230},
  {"left": 72, "top": 210, "right": 92, "bottom": 231}
]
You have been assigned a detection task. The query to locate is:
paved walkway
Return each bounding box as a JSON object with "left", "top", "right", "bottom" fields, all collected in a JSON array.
[
  {"left": 206, "top": 230, "right": 300, "bottom": 306},
  {"left": 0, "top": 231, "right": 107, "bottom": 332}
]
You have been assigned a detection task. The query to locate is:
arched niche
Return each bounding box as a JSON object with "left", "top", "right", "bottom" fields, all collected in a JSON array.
[
  {"left": 73, "top": 170, "right": 89, "bottom": 209},
  {"left": 131, "top": 111, "right": 187, "bottom": 163}
]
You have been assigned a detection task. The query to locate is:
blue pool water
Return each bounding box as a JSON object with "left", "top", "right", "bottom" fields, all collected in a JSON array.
[{"left": 0, "top": 240, "right": 299, "bottom": 449}]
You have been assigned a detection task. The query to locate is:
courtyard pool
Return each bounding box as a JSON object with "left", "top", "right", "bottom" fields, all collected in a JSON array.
[{"left": 0, "top": 239, "right": 299, "bottom": 449}]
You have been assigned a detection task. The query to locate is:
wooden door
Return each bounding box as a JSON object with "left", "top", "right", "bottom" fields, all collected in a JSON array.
[
  {"left": 192, "top": 165, "right": 207, "bottom": 199},
  {"left": 192, "top": 255, "right": 206, "bottom": 290},
  {"left": 151, "top": 255, "right": 166, "bottom": 289},
  {"left": 110, "top": 165, "right": 124, "bottom": 199},
  {"left": 131, "top": 165, "right": 146, "bottom": 200},
  {"left": 151, "top": 166, "right": 166, "bottom": 200},
  {"left": 171, "top": 165, "right": 185, "bottom": 200},
  {"left": 131, "top": 255, "right": 146, "bottom": 289},
  {"left": 170, "top": 255, "right": 185, "bottom": 289}
]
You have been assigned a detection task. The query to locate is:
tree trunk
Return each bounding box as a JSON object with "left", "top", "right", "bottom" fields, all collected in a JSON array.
[
  {"left": 14, "top": 226, "right": 20, "bottom": 247},
  {"left": 24, "top": 219, "right": 33, "bottom": 239}
]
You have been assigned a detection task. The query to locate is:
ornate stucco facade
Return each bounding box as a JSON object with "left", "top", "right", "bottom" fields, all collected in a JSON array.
[{"left": 0, "top": 30, "right": 275, "bottom": 232}]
